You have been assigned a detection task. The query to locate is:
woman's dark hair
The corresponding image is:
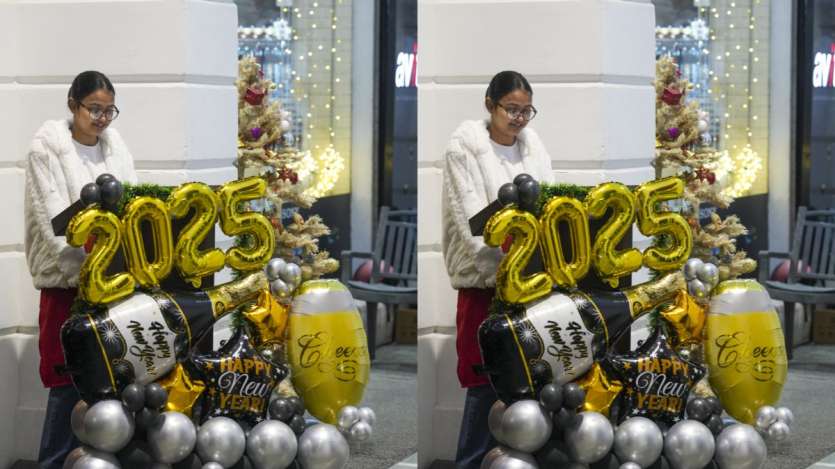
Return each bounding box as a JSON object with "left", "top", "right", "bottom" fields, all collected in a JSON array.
[
  {"left": 486, "top": 71, "right": 532, "bottom": 104},
  {"left": 67, "top": 71, "right": 115, "bottom": 109}
]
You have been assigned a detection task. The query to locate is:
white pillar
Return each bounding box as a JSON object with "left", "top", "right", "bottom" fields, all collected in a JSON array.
[
  {"left": 417, "top": 0, "right": 656, "bottom": 465},
  {"left": 0, "top": 0, "right": 238, "bottom": 462}
]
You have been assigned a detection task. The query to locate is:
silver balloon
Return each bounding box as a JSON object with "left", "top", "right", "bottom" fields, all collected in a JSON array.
[
  {"left": 280, "top": 263, "right": 303, "bottom": 288},
  {"left": 202, "top": 463, "right": 224, "bottom": 469},
  {"left": 266, "top": 258, "right": 287, "bottom": 281},
  {"left": 697, "top": 263, "right": 720, "bottom": 289},
  {"left": 357, "top": 406, "right": 377, "bottom": 427},
  {"left": 714, "top": 424, "right": 767, "bottom": 469},
  {"left": 664, "top": 419, "right": 715, "bottom": 469},
  {"left": 486, "top": 447, "right": 538, "bottom": 469},
  {"left": 775, "top": 407, "right": 795, "bottom": 427},
  {"left": 82, "top": 399, "right": 134, "bottom": 453},
  {"left": 480, "top": 446, "right": 506, "bottom": 469},
  {"left": 688, "top": 278, "right": 708, "bottom": 300},
  {"left": 196, "top": 416, "right": 246, "bottom": 467},
  {"left": 564, "top": 411, "right": 614, "bottom": 464},
  {"left": 488, "top": 400, "right": 507, "bottom": 444},
  {"left": 148, "top": 411, "right": 197, "bottom": 463},
  {"left": 337, "top": 405, "right": 360, "bottom": 431},
  {"left": 270, "top": 278, "right": 292, "bottom": 299},
  {"left": 767, "top": 421, "right": 790, "bottom": 442},
  {"left": 755, "top": 406, "right": 777, "bottom": 431},
  {"left": 349, "top": 421, "right": 373, "bottom": 442},
  {"left": 71, "top": 400, "right": 90, "bottom": 445},
  {"left": 613, "top": 417, "right": 663, "bottom": 467},
  {"left": 620, "top": 463, "right": 642, "bottom": 469},
  {"left": 71, "top": 448, "right": 120, "bottom": 469},
  {"left": 63, "top": 446, "right": 88, "bottom": 469},
  {"left": 247, "top": 420, "right": 298, "bottom": 469},
  {"left": 500, "top": 399, "right": 552, "bottom": 453},
  {"left": 684, "top": 258, "right": 704, "bottom": 281},
  {"left": 298, "top": 424, "right": 350, "bottom": 469}
]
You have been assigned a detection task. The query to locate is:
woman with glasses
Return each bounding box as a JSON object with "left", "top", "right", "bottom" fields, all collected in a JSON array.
[
  {"left": 24, "top": 70, "right": 137, "bottom": 468},
  {"left": 441, "top": 71, "right": 554, "bottom": 468}
]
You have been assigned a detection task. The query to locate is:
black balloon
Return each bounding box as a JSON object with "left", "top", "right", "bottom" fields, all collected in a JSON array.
[
  {"left": 289, "top": 414, "right": 306, "bottom": 435},
  {"left": 117, "top": 440, "right": 155, "bottom": 468},
  {"left": 145, "top": 383, "right": 169, "bottom": 410},
  {"left": 269, "top": 398, "right": 295, "bottom": 422},
  {"left": 135, "top": 408, "right": 160, "bottom": 432},
  {"left": 539, "top": 383, "right": 564, "bottom": 412},
  {"left": 590, "top": 452, "right": 621, "bottom": 469},
  {"left": 686, "top": 398, "right": 712, "bottom": 422},
  {"left": 80, "top": 182, "right": 101, "bottom": 206},
  {"left": 498, "top": 183, "right": 519, "bottom": 206},
  {"left": 96, "top": 173, "right": 116, "bottom": 186},
  {"left": 190, "top": 325, "right": 287, "bottom": 426},
  {"left": 605, "top": 329, "right": 705, "bottom": 425},
  {"left": 517, "top": 179, "right": 541, "bottom": 211},
  {"left": 534, "top": 439, "right": 572, "bottom": 467},
  {"left": 122, "top": 383, "right": 145, "bottom": 412},
  {"left": 702, "top": 460, "right": 719, "bottom": 469},
  {"left": 555, "top": 407, "right": 577, "bottom": 429},
  {"left": 100, "top": 179, "right": 124, "bottom": 208},
  {"left": 287, "top": 396, "right": 305, "bottom": 416},
  {"left": 562, "top": 383, "right": 586, "bottom": 410},
  {"left": 705, "top": 414, "right": 724, "bottom": 435},
  {"left": 513, "top": 173, "right": 533, "bottom": 187},
  {"left": 705, "top": 396, "right": 723, "bottom": 416},
  {"left": 172, "top": 453, "right": 203, "bottom": 469}
]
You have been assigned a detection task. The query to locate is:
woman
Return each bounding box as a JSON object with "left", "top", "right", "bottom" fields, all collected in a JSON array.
[
  {"left": 24, "top": 71, "right": 137, "bottom": 468},
  {"left": 441, "top": 71, "right": 553, "bottom": 468}
]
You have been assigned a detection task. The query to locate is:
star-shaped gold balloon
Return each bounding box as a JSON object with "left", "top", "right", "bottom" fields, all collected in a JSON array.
[
  {"left": 157, "top": 363, "right": 205, "bottom": 417},
  {"left": 660, "top": 289, "right": 707, "bottom": 346},
  {"left": 576, "top": 363, "right": 623, "bottom": 417},
  {"left": 243, "top": 289, "right": 290, "bottom": 345}
]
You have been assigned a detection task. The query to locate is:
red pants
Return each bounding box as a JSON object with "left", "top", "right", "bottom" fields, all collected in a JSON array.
[
  {"left": 38, "top": 288, "right": 76, "bottom": 388},
  {"left": 456, "top": 288, "right": 495, "bottom": 388}
]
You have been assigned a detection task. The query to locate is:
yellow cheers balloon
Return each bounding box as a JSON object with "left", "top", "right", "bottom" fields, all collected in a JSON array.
[
  {"left": 705, "top": 280, "right": 788, "bottom": 424},
  {"left": 287, "top": 280, "right": 370, "bottom": 424}
]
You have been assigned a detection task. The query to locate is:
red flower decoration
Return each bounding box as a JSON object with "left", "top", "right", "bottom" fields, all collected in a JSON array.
[
  {"left": 278, "top": 167, "right": 299, "bottom": 184},
  {"left": 661, "top": 87, "right": 683, "bottom": 106},
  {"left": 695, "top": 167, "right": 716, "bottom": 184},
  {"left": 245, "top": 86, "right": 266, "bottom": 106}
]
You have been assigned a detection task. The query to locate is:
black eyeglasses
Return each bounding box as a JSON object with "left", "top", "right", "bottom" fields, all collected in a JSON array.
[
  {"left": 496, "top": 103, "right": 537, "bottom": 121},
  {"left": 78, "top": 102, "right": 120, "bottom": 121}
]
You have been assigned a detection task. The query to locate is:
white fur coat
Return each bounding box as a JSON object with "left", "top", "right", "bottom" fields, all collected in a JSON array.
[
  {"left": 441, "top": 120, "right": 554, "bottom": 289},
  {"left": 24, "top": 119, "right": 138, "bottom": 289}
]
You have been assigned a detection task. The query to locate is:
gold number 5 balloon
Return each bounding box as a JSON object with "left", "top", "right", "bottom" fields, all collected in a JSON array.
[
  {"left": 217, "top": 177, "right": 276, "bottom": 272},
  {"left": 635, "top": 177, "right": 692, "bottom": 272},
  {"left": 585, "top": 182, "right": 642, "bottom": 288},
  {"left": 167, "top": 182, "right": 226, "bottom": 287}
]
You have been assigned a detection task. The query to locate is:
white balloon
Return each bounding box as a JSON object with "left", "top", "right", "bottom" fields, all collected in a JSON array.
[
  {"left": 500, "top": 400, "right": 552, "bottom": 453},
  {"left": 298, "top": 424, "right": 350, "bottom": 469},
  {"left": 83, "top": 400, "right": 134, "bottom": 453},
  {"left": 767, "top": 421, "right": 790, "bottom": 442},
  {"left": 337, "top": 406, "right": 360, "bottom": 431},
  {"left": 357, "top": 406, "right": 377, "bottom": 426},
  {"left": 613, "top": 417, "right": 663, "bottom": 467},
  {"left": 349, "top": 421, "right": 373, "bottom": 442},
  {"left": 775, "top": 407, "right": 795, "bottom": 427},
  {"left": 755, "top": 406, "right": 777, "bottom": 431},
  {"left": 247, "top": 420, "right": 298, "bottom": 469},
  {"left": 196, "top": 417, "right": 246, "bottom": 467},
  {"left": 664, "top": 419, "right": 715, "bottom": 469},
  {"left": 148, "top": 411, "right": 197, "bottom": 463},
  {"left": 715, "top": 424, "right": 767, "bottom": 469},
  {"left": 565, "top": 412, "right": 614, "bottom": 464}
]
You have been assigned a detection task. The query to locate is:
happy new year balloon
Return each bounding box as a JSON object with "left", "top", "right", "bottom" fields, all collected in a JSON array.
[
  {"left": 705, "top": 280, "right": 788, "bottom": 424},
  {"left": 606, "top": 328, "right": 705, "bottom": 425},
  {"left": 288, "top": 279, "right": 370, "bottom": 424}
]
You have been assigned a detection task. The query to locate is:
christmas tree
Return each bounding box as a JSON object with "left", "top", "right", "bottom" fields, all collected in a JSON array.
[
  {"left": 653, "top": 56, "right": 756, "bottom": 280},
  {"left": 236, "top": 57, "right": 339, "bottom": 279}
]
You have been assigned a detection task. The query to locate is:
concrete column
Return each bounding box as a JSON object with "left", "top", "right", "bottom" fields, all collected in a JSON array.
[
  {"left": 417, "top": 0, "right": 656, "bottom": 464},
  {"left": 0, "top": 0, "right": 238, "bottom": 462}
]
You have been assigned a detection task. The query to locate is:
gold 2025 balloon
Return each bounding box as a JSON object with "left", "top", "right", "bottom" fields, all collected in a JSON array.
[
  {"left": 288, "top": 279, "right": 370, "bottom": 424},
  {"left": 167, "top": 182, "right": 226, "bottom": 287},
  {"left": 484, "top": 207, "right": 552, "bottom": 304},
  {"left": 66, "top": 207, "right": 135, "bottom": 305},
  {"left": 635, "top": 177, "right": 692, "bottom": 272},
  {"left": 539, "top": 197, "right": 591, "bottom": 290},
  {"left": 121, "top": 196, "right": 173, "bottom": 288},
  {"left": 217, "top": 177, "right": 276, "bottom": 272},
  {"left": 705, "top": 280, "right": 788, "bottom": 424},
  {"left": 585, "top": 182, "right": 642, "bottom": 288}
]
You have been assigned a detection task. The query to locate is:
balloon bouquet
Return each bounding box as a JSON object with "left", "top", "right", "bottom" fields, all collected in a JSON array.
[
  {"left": 58, "top": 175, "right": 376, "bottom": 469},
  {"left": 474, "top": 174, "right": 794, "bottom": 469}
]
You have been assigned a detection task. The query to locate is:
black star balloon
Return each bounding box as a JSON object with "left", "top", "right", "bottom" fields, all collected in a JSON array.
[
  {"left": 190, "top": 322, "right": 288, "bottom": 426},
  {"left": 606, "top": 328, "right": 705, "bottom": 425}
]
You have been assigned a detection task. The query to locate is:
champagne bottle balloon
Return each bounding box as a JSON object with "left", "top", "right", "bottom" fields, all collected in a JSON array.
[
  {"left": 478, "top": 272, "right": 685, "bottom": 403},
  {"left": 61, "top": 272, "right": 268, "bottom": 403}
]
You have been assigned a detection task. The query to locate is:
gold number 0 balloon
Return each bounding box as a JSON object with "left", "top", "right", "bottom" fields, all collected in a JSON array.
[
  {"left": 67, "top": 207, "right": 135, "bottom": 304},
  {"left": 121, "top": 197, "right": 174, "bottom": 288},
  {"left": 634, "top": 177, "right": 693, "bottom": 271},
  {"left": 167, "top": 183, "right": 226, "bottom": 287},
  {"left": 484, "top": 207, "right": 552, "bottom": 304},
  {"left": 539, "top": 197, "right": 591, "bottom": 289},
  {"left": 585, "top": 182, "right": 642, "bottom": 288},
  {"left": 217, "top": 177, "right": 276, "bottom": 272}
]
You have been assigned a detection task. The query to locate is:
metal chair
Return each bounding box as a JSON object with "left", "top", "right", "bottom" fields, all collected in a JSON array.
[
  {"left": 759, "top": 207, "right": 835, "bottom": 359},
  {"left": 341, "top": 207, "right": 417, "bottom": 360}
]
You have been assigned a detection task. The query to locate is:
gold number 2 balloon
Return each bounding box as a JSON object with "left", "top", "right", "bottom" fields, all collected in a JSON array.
[
  {"left": 217, "top": 177, "right": 276, "bottom": 272},
  {"left": 634, "top": 177, "right": 693, "bottom": 272},
  {"left": 585, "top": 182, "right": 642, "bottom": 288},
  {"left": 167, "top": 182, "right": 226, "bottom": 287},
  {"left": 66, "top": 207, "right": 135, "bottom": 304},
  {"left": 121, "top": 197, "right": 174, "bottom": 288},
  {"left": 484, "top": 207, "right": 552, "bottom": 304},
  {"left": 539, "top": 197, "right": 591, "bottom": 289}
]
